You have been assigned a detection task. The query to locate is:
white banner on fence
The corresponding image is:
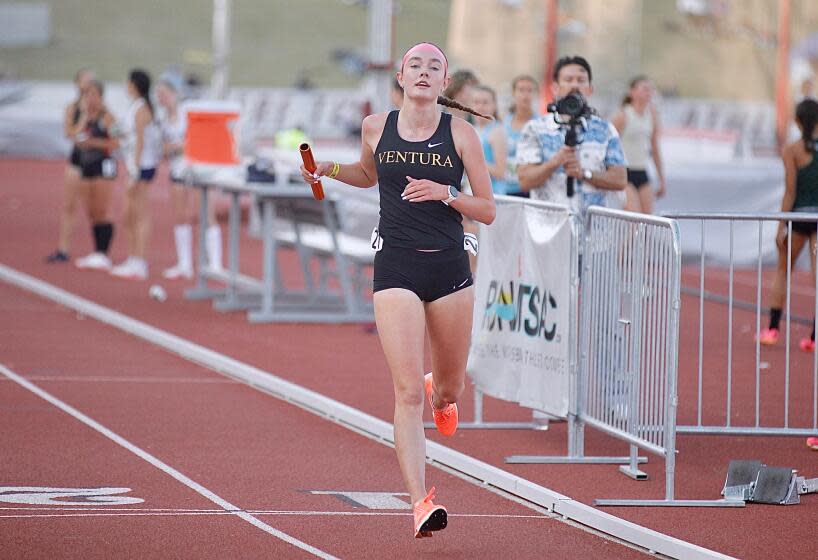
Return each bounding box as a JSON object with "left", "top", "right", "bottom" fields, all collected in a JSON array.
[{"left": 468, "top": 202, "right": 572, "bottom": 417}]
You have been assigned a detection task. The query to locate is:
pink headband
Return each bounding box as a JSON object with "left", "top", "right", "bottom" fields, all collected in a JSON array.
[{"left": 400, "top": 43, "right": 448, "bottom": 76}]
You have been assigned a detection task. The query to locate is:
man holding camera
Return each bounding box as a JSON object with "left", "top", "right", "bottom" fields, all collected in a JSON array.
[{"left": 517, "top": 56, "right": 626, "bottom": 212}]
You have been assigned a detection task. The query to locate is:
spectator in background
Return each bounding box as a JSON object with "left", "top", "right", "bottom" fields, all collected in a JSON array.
[
  {"left": 111, "top": 69, "right": 162, "bottom": 280},
  {"left": 442, "top": 69, "right": 478, "bottom": 123},
  {"left": 758, "top": 98, "right": 818, "bottom": 355},
  {"left": 390, "top": 77, "right": 404, "bottom": 109},
  {"left": 156, "top": 73, "right": 222, "bottom": 279},
  {"left": 73, "top": 80, "right": 120, "bottom": 271},
  {"left": 516, "top": 56, "right": 626, "bottom": 213},
  {"left": 504, "top": 75, "right": 539, "bottom": 198},
  {"left": 611, "top": 75, "right": 666, "bottom": 214},
  {"left": 46, "top": 68, "right": 96, "bottom": 263},
  {"left": 758, "top": 98, "right": 818, "bottom": 452},
  {"left": 472, "top": 85, "right": 508, "bottom": 195},
  {"left": 798, "top": 76, "right": 816, "bottom": 103}
]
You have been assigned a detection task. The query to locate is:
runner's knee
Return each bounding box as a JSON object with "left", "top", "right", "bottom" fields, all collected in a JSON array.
[{"left": 394, "top": 383, "right": 425, "bottom": 409}]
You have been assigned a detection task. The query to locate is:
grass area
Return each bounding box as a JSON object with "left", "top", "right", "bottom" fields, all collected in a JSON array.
[{"left": 0, "top": 0, "right": 450, "bottom": 87}]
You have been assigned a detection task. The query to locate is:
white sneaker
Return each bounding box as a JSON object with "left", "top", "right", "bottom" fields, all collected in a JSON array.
[
  {"left": 75, "top": 252, "right": 112, "bottom": 271},
  {"left": 203, "top": 264, "right": 225, "bottom": 276},
  {"left": 111, "top": 258, "right": 148, "bottom": 280},
  {"left": 162, "top": 263, "right": 193, "bottom": 280}
]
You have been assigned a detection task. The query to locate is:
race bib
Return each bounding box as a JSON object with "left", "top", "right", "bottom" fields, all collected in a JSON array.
[
  {"left": 370, "top": 227, "right": 383, "bottom": 252},
  {"left": 102, "top": 158, "right": 117, "bottom": 179},
  {"left": 464, "top": 232, "right": 479, "bottom": 256}
]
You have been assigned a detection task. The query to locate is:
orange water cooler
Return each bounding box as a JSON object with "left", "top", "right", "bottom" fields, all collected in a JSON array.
[{"left": 183, "top": 100, "right": 241, "bottom": 165}]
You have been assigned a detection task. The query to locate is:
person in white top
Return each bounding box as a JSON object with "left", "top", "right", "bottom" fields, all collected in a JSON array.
[
  {"left": 611, "top": 75, "right": 666, "bottom": 214},
  {"left": 156, "top": 74, "right": 222, "bottom": 279},
  {"left": 111, "top": 69, "right": 162, "bottom": 280}
]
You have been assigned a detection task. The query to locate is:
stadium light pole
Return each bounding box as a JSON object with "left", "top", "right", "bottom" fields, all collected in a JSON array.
[
  {"left": 541, "top": 0, "right": 559, "bottom": 114},
  {"left": 775, "top": 0, "right": 791, "bottom": 151},
  {"left": 212, "top": 0, "right": 232, "bottom": 99},
  {"left": 366, "top": 0, "right": 394, "bottom": 114}
]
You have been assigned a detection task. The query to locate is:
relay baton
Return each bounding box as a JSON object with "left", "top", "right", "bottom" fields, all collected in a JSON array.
[{"left": 299, "top": 143, "right": 325, "bottom": 200}]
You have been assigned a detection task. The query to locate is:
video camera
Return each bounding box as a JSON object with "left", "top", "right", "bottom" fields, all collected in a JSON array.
[{"left": 547, "top": 92, "right": 596, "bottom": 198}]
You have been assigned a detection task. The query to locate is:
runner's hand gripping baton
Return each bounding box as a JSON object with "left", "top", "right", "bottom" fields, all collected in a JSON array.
[{"left": 299, "top": 143, "right": 325, "bottom": 201}]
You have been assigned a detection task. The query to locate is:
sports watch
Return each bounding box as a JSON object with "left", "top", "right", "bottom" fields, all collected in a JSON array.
[
  {"left": 582, "top": 169, "right": 593, "bottom": 181},
  {"left": 442, "top": 185, "right": 459, "bottom": 206}
]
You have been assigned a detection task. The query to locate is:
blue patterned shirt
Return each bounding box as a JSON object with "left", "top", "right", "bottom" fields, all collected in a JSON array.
[{"left": 516, "top": 112, "right": 626, "bottom": 214}]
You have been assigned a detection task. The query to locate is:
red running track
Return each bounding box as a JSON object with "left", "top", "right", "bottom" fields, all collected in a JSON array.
[
  {"left": 0, "top": 282, "right": 644, "bottom": 558},
  {"left": 2, "top": 159, "right": 818, "bottom": 559}
]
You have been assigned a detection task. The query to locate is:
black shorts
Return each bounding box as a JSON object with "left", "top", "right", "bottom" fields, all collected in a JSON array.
[
  {"left": 138, "top": 168, "right": 157, "bottom": 182},
  {"left": 627, "top": 168, "right": 650, "bottom": 190},
  {"left": 373, "top": 243, "right": 473, "bottom": 303},
  {"left": 80, "top": 157, "right": 117, "bottom": 179},
  {"left": 68, "top": 147, "right": 81, "bottom": 168},
  {"left": 792, "top": 220, "right": 818, "bottom": 236}
]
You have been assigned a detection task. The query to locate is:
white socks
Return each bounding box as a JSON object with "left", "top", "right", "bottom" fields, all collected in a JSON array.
[
  {"left": 164, "top": 224, "right": 221, "bottom": 278},
  {"left": 163, "top": 224, "right": 194, "bottom": 279},
  {"left": 205, "top": 224, "right": 223, "bottom": 271},
  {"left": 174, "top": 224, "right": 193, "bottom": 272}
]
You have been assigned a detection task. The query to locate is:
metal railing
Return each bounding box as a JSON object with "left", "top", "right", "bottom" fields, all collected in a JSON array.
[
  {"left": 664, "top": 212, "right": 818, "bottom": 437},
  {"left": 509, "top": 206, "right": 739, "bottom": 507}
]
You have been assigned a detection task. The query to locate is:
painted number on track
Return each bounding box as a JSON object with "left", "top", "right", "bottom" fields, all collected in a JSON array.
[{"left": 0, "top": 487, "right": 144, "bottom": 506}]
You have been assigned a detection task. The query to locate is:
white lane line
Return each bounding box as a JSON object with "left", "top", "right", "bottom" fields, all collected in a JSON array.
[
  {"left": 0, "top": 364, "right": 338, "bottom": 560},
  {"left": 0, "top": 509, "right": 548, "bottom": 520},
  {"left": 0, "top": 376, "right": 238, "bottom": 384}
]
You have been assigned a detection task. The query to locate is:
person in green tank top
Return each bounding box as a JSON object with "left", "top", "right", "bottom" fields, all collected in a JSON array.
[{"left": 759, "top": 99, "right": 818, "bottom": 356}]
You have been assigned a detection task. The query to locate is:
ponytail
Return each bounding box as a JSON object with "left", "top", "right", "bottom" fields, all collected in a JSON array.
[
  {"left": 796, "top": 98, "right": 818, "bottom": 152},
  {"left": 437, "top": 95, "right": 493, "bottom": 120},
  {"left": 128, "top": 69, "right": 154, "bottom": 120}
]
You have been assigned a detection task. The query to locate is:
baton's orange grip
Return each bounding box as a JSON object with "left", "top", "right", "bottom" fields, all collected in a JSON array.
[{"left": 299, "top": 143, "right": 325, "bottom": 201}]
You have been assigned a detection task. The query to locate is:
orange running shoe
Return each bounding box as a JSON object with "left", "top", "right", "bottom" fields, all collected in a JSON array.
[
  {"left": 756, "top": 328, "right": 779, "bottom": 345},
  {"left": 425, "top": 373, "right": 458, "bottom": 436},
  {"left": 413, "top": 486, "right": 447, "bottom": 538},
  {"left": 800, "top": 338, "right": 816, "bottom": 353},
  {"left": 806, "top": 437, "right": 818, "bottom": 450}
]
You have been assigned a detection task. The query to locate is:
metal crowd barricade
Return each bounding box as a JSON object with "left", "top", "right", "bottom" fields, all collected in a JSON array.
[
  {"left": 663, "top": 212, "right": 818, "bottom": 438},
  {"left": 508, "top": 207, "right": 738, "bottom": 507}
]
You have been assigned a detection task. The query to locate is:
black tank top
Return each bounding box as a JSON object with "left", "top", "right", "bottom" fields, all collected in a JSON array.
[
  {"left": 795, "top": 146, "right": 818, "bottom": 209},
  {"left": 77, "top": 112, "right": 111, "bottom": 163},
  {"left": 374, "top": 110, "right": 465, "bottom": 250}
]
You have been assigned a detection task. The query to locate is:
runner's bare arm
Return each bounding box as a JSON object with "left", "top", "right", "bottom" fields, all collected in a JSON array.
[
  {"left": 300, "top": 113, "right": 385, "bottom": 189},
  {"left": 64, "top": 102, "right": 86, "bottom": 139},
  {"left": 650, "top": 106, "right": 666, "bottom": 195},
  {"left": 401, "top": 118, "right": 495, "bottom": 224},
  {"left": 487, "top": 125, "right": 507, "bottom": 180}
]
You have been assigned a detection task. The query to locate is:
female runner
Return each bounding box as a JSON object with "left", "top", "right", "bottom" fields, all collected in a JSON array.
[
  {"left": 72, "top": 80, "right": 119, "bottom": 270},
  {"left": 301, "top": 43, "right": 495, "bottom": 538},
  {"left": 156, "top": 75, "right": 222, "bottom": 279},
  {"left": 611, "top": 75, "right": 666, "bottom": 213},
  {"left": 46, "top": 68, "right": 96, "bottom": 263},
  {"left": 111, "top": 69, "right": 162, "bottom": 280}
]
